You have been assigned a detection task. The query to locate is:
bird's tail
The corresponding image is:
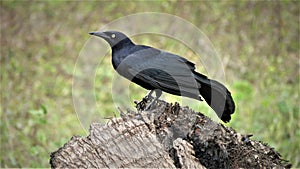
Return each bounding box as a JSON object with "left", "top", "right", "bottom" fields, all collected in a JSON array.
[{"left": 194, "top": 72, "right": 235, "bottom": 122}]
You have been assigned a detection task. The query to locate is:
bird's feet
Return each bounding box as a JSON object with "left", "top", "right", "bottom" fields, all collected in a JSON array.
[
  {"left": 135, "top": 89, "right": 162, "bottom": 111},
  {"left": 144, "top": 94, "right": 154, "bottom": 101},
  {"left": 135, "top": 97, "right": 152, "bottom": 111},
  {"left": 144, "top": 99, "right": 154, "bottom": 111}
]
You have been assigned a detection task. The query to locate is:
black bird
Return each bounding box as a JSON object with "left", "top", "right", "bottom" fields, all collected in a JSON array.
[{"left": 89, "top": 31, "right": 235, "bottom": 122}]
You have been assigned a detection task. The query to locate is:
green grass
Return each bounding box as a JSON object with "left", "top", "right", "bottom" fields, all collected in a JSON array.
[{"left": 1, "top": 1, "right": 299, "bottom": 167}]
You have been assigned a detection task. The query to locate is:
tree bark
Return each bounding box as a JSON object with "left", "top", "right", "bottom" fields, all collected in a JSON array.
[{"left": 50, "top": 99, "right": 291, "bottom": 168}]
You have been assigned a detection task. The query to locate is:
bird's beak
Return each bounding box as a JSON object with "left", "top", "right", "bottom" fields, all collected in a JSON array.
[{"left": 89, "top": 31, "right": 110, "bottom": 39}]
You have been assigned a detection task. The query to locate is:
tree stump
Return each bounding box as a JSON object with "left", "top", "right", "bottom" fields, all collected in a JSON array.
[{"left": 50, "top": 99, "right": 291, "bottom": 168}]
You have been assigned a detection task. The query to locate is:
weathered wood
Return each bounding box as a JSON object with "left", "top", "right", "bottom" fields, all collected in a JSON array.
[
  {"left": 50, "top": 99, "right": 291, "bottom": 168},
  {"left": 50, "top": 118, "right": 175, "bottom": 168},
  {"left": 173, "top": 138, "right": 206, "bottom": 169}
]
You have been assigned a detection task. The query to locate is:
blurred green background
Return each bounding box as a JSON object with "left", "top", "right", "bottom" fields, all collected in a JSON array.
[{"left": 1, "top": 1, "right": 299, "bottom": 167}]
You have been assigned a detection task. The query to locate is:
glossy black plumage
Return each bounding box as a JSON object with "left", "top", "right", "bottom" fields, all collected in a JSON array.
[{"left": 90, "top": 31, "right": 235, "bottom": 122}]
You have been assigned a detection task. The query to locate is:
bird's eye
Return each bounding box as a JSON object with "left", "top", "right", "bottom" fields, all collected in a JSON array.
[{"left": 111, "top": 34, "right": 116, "bottom": 38}]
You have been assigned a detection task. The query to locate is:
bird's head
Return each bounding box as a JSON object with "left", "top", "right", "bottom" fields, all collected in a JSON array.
[{"left": 89, "top": 31, "right": 130, "bottom": 47}]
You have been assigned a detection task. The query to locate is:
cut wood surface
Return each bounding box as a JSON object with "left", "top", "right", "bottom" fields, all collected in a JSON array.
[{"left": 50, "top": 98, "right": 291, "bottom": 168}]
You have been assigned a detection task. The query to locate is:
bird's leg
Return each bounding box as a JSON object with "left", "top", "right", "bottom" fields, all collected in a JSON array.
[
  {"left": 144, "top": 89, "right": 162, "bottom": 110},
  {"left": 136, "top": 90, "right": 155, "bottom": 110},
  {"left": 144, "top": 90, "right": 154, "bottom": 100}
]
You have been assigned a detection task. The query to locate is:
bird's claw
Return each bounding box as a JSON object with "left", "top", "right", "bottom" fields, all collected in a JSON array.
[
  {"left": 136, "top": 89, "right": 161, "bottom": 111},
  {"left": 135, "top": 97, "right": 153, "bottom": 111},
  {"left": 135, "top": 99, "right": 147, "bottom": 111},
  {"left": 144, "top": 93, "right": 154, "bottom": 101},
  {"left": 143, "top": 98, "right": 157, "bottom": 111},
  {"left": 135, "top": 97, "right": 154, "bottom": 111}
]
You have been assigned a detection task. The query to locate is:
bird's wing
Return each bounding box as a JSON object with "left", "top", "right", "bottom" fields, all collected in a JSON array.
[{"left": 118, "top": 47, "right": 201, "bottom": 93}]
